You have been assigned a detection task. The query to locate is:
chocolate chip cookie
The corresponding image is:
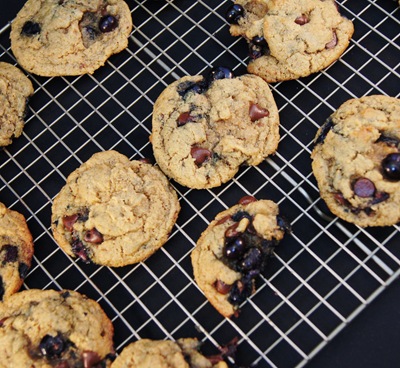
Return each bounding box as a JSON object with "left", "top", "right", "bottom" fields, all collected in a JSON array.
[
  {"left": 10, "top": 0, "right": 133, "bottom": 76},
  {"left": 311, "top": 95, "right": 400, "bottom": 227},
  {"left": 0, "top": 202, "right": 34, "bottom": 302},
  {"left": 112, "top": 338, "right": 228, "bottom": 368},
  {"left": 0, "top": 288, "right": 114, "bottom": 367},
  {"left": 226, "top": 0, "right": 354, "bottom": 82},
  {"left": 191, "top": 196, "right": 290, "bottom": 317},
  {"left": 51, "top": 150, "right": 180, "bottom": 267},
  {"left": 150, "top": 67, "right": 280, "bottom": 189},
  {"left": 0, "top": 62, "right": 34, "bottom": 147}
]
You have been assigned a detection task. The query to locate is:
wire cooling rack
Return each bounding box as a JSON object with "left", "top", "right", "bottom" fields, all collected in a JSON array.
[{"left": 0, "top": 0, "right": 399, "bottom": 367}]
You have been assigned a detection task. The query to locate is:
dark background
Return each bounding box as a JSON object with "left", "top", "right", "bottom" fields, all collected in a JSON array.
[{"left": 1, "top": 1, "right": 400, "bottom": 367}]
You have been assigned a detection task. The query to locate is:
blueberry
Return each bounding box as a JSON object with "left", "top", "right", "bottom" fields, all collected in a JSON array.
[
  {"left": 228, "top": 276, "right": 253, "bottom": 305},
  {"left": 71, "top": 239, "right": 91, "bottom": 263},
  {"left": 224, "top": 237, "right": 246, "bottom": 259},
  {"left": 21, "top": 21, "right": 41, "bottom": 36},
  {"left": 177, "top": 80, "right": 207, "bottom": 98},
  {"left": 99, "top": 15, "right": 118, "bottom": 33},
  {"left": 1, "top": 245, "right": 18, "bottom": 263},
  {"left": 314, "top": 117, "right": 334, "bottom": 145},
  {"left": 206, "top": 66, "right": 234, "bottom": 83},
  {"left": 231, "top": 211, "right": 252, "bottom": 222},
  {"left": 18, "top": 263, "right": 29, "bottom": 279},
  {"left": 225, "top": 4, "right": 244, "bottom": 24},
  {"left": 382, "top": 153, "right": 400, "bottom": 181},
  {"left": 251, "top": 36, "right": 267, "bottom": 47},
  {"left": 39, "top": 334, "right": 65, "bottom": 357},
  {"left": 240, "top": 247, "right": 262, "bottom": 272},
  {"left": 0, "top": 276, "right": 4, "bottom": 301}
]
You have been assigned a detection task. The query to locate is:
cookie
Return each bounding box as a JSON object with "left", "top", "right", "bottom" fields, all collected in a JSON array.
[
  {"left": 150, "top": 67, "right": 280, "bottom": 189},
  {"left": 10, "top": 0, "right": 133, "bottom": 76},
  {"left": 0, "top": 62, "right": 34, "bottom": 147},
  {"left": 0, "top": 202, "right": 34, "bottom": 302},
  {"left": 226, "top": 0, "right": 354, "bottom": 82},
  {"left": 0, "top": 288, "right": 114, "bottom": 367},
  {"left": 51, "top": 150, "right": 180, "bottom": 267},
  {"left": 191, "top": 196, "right": 290, "bottom": 317},
  {"left": 311, "top": 95, "right": 400, "bottom": 227},
  {"left": 112, "top": 338, "right": 228, "bottom": 368}
]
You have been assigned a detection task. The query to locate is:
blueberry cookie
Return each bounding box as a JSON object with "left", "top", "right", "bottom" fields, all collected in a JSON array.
[
  {"left": 0, "top": 202, "right": 34, "bottom": 302},
  {"left": 311, "top": 95, "right": 400, "bottom": 227},
  {"left": 0, "top": 62, "right": 34, "bottom": 146},
  {"left": 150, "top": 67, "right": 280, "bottom": 189},
  {"left": 51, "top": 150, "right": 180, "bottom": 267},
  {"left": 191, "top": 196, "right": 290, "bottom": 317},
  {"left": 10, "top": 0, "right": 133, "bottom": 76},
  {"left": 112, "top": 338, "right": 229, "bottom": 368},
  {"left": 0, "top": 289, "right": 114, "bottom": 367},
  {"left": 226, "top": 0, "right": 354, "bottom": 82}
]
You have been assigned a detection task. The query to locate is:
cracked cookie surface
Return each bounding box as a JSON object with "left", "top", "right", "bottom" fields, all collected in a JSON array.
[
  {"left": 191, "top": 197, "right": 289, "bottom": 317},
  {"left": 10, "top": 0, "right": 133, "bottom": 76},
  {"left": 311, "top": 95, "right": 400, "bottom": 227},
  {"left": 0, "top": 289, "right": 114, "bottom": 367},
  {"left": 227, "top": 0, "right": 354, "bottom": 82},
  {"left": 0, "top": 202, "right": 34, "bottom": 302},
  {"left": 0, "top": 62, "right": 34, "bottom": 147},
  {"left": 151, "top": 71, "right": 280, "bottom": 189},
  {"left": 51, "top": 150, "right": 180, "bottom": 267},
  {"left": 112, "top": 338, "right": 228, "bottom": 368}
]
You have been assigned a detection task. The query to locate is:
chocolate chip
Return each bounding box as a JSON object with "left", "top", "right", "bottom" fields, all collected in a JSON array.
[
  {"left": 62, "top": 214, "right": 79, "bottom": 232},
  {"left": 177, "top": 112, "right": 195, "bottom": 127},
  {"left": 82, "top": 351, "right": 101, "bottom": 368},
  {"left": 55, "top": 362, "right": 70, "bottom": 368},
  {"left": 18, "top": 263, "right": 29, "bottom": 279},
  {"left": 325, "top": 31, "right": 338, "bottom": 49},
  {"left": 225, "top": 223, "right": 241, "bottom": 238},
  {"left": 190, "top": 146, "right": 212, "bottom": 166},
  {"left": 84, "top": 228, "right": 103, "bottom": 244},
  {"left": 353, "top": 178, "right": 376, "bottom": 198},
  {"left": 216, "top": 215, "right": 231, "bottom": 225},
  {"left": 1, "top": 245, "right": 18, "bottom": 263},
  {"left": 249, "top": 103, "right": 269, "bottom": 122},
  {"left": 370, "top": 191, "right": 390, "bottom": 205},
  {"left": 238, "top": 195, "right": 257, "bottom": 205},
  {"left": 21, "top": 21, "right": 41, "bottom": 36},
  {"left": 295, "top": 14, "right": 309, "bottom": 25},
  {"left": 214, "top": 279, "right": 232, "bottom": 295}
]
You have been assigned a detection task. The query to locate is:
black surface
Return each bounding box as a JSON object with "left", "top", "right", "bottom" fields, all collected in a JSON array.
[{"left": 1, "top": 1, "right": 400, "bottom": 367}]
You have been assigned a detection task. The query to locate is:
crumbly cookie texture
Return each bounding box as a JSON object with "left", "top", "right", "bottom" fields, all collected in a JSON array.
[
  {"left": 51, "top": 150, "right": 180, "bottom": 267},
  {"left": 191, "top": 197, "right": 290, "bottom": 317},
  {"left": 311, "top": 95, "right": 400, "bottom": 227},
  {"left": 0, "top": 62, "right": 34, "bottom": 146},
  {"left": 0, "top": 202, "right": 34, "bottom": 302},
  {"left": 227, "top": 0, "right": 354, "bottom": 82},
  {"left": 112, "top": 338, "right": 228, "bottom": 368},
  {"left": 151, "top": 70, "right": 280, "bottom": 189},
  {"left": 0, "top": 289, "right": 114, "bottom": 367},
  {"left": 10, "top": 0, "right": 133, "bottom": 76}
]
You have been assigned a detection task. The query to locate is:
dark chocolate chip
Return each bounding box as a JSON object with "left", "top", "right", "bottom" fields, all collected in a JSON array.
[
  {"left": 190, "top": 146, "right": 212, "bottom": 166},
  {"left": 353, "top": 178, "right": 376, "bottom": 198},
  {"left": 325, "top": 31, "right": 338, "bottom": 49},
  {"left": 82, "top": 350, "right": 101, "bottom": 368},
  {"left": 18, "top": 263, "right": 29, "bottom": 279},
  {"left": 1, "top": 245, "right": 18, "bottom": 263},
  {"left": 84, "top": 228, "right": 103, "bottom": 244},
  {"left": 177, "top": 112, "right": 195, "bottom": 127},
  {"left": 21, "top": 21, "right": 41, "bottom": 36},
  {"left": 249, "top": 103, "right": 269, "bottom": 122},
  {"left": 295, "top": 14, "right": 309, "bottom": 25},
  {"left": 225, "top": 223, "right": 242, "bottom": 239},
  {"left": 370, "top": 191, "right": 390, "bottom": 205},
  {"left": 376, "top": 135, "right": 400, "bottom": 147},
  {"left": 62, "top": 214, "right": 79, "bottom": 232},
  {"left": 238, "top": 195, "right": 257, "bottom": 205},
  {"left": 214, "top": 279, "right": 232, "bottom": 295}
]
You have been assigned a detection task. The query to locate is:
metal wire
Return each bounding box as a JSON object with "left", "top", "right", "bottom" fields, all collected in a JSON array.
[{"left": 0, "top": 0, "right": 399, "bottom": 367}]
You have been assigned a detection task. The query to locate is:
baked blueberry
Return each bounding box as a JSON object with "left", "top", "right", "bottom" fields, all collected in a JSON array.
[
  {"left": 225, "top": 4, "right": 244, "bottom": 24},
  {"left": 39, "top": 334, "right": 66, "bottom": 357},
  {"left": 382, "top": 153, "right": 400, "bottom": 181},
  {"left": 21, "top": 21, "right": 41, "bottom": 36},
  {"left": 99, "top": 15, "right": 118, "bottom": 33}
]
